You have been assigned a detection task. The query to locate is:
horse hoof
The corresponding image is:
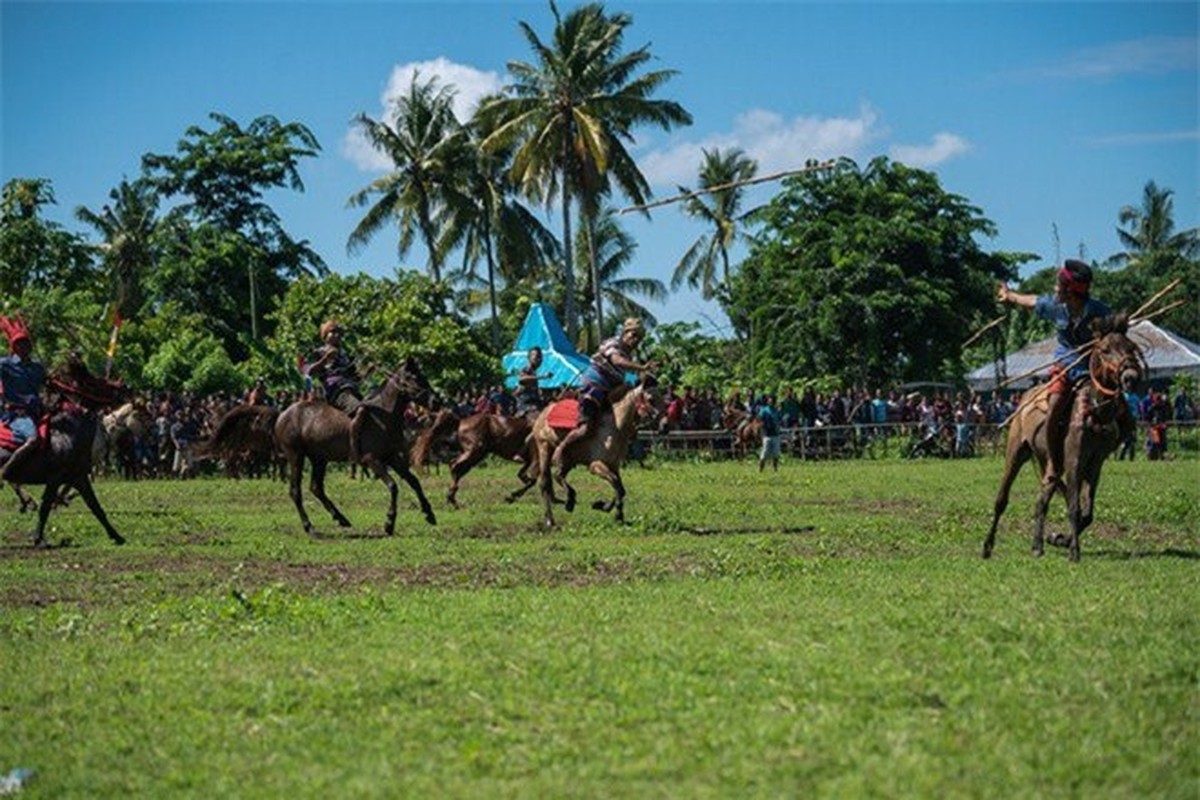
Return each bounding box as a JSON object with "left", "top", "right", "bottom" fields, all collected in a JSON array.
[
  {"left": 111, "top": 535, "right": 126, "bottom": 546},
  {"left": 591, "top": 500, "right": 607, "bottom": 511}
]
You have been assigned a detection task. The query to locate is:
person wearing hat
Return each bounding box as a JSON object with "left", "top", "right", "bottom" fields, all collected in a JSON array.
[
  {"left": 997, "top": 259, "right": 1112, "bottom": 485},
  {"left": 0, "top": 314, "right": 47, "bottom": 471},
  {"left": 306, "top": 320, "right": 362, "bottom": 416},
  {"left": 551, "top": 317, "right": 658, "bottom": 471}
]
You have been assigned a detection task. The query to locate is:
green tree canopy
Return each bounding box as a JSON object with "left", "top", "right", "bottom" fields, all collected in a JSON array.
[{"left": 730, "top": 157, "right": 1026, "bottom": 387}]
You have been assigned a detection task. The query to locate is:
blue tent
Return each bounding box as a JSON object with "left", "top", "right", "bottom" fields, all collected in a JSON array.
[{"left": 502, "top": 303, "right": 591, "bottom": 389}]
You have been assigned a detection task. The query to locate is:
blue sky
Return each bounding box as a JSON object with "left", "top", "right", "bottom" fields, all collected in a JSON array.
[{"left": 2, "top": 1, "right": 1195, "bottom": 337}]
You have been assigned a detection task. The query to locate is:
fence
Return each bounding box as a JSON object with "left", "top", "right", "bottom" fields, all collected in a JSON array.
[{"left": 636, "top": 421, "right": 1200, "bottom": 461}]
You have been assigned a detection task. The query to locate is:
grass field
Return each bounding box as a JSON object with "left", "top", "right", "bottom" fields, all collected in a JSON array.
[{"left": 2, "top": 455, "right": 1197, "bottom": 798}]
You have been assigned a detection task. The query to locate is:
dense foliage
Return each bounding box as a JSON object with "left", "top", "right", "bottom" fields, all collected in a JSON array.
[{"left": 729, "top": 157, "right": 1034, "bottom": 386}]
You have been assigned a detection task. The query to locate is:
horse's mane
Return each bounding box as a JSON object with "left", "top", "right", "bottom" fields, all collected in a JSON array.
[{"left": 49, "top": 358, "right": 124, "bottom": 410}]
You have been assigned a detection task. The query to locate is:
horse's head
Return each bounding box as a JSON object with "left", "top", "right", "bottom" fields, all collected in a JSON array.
[
  {"left": 386, "top": 357, "right": 434, "bottom": 410},
  {"left": 49, "top": 358, "right": 127, "bottom": 412},
  {"left": 634, "top": 374, "right": 664, "bottom": 420},
  {"left": 1089, "top": 313, "right": 1144, "bottom": 396}
]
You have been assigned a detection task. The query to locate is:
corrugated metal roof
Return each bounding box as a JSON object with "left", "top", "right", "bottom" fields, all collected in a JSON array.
[{"left": 968, "top": 320, "right": 1200, "bottom": 390}]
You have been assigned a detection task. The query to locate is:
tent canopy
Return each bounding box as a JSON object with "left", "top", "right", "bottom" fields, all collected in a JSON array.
[
  {"left": 967, "top": 320, "right": 1200, "bottom": 391},
  {"left": 502, "top": 303, "right": 591, "bottom": 389}
]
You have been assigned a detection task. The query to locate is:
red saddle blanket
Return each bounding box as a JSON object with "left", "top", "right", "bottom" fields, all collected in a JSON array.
[
  {"left": 545, "top": 399, "right": 579, "bottom": 431},
  {"left": 0, "top": 421, "right": 17, "bottom": 451}
]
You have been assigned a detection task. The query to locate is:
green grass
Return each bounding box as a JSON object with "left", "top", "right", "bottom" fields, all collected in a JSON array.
[{"left": 2, "top": 457, "right": 1197, "bottom": 798}]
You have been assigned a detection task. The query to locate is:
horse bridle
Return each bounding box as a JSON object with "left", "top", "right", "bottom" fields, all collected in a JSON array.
[{"left": 1087, "top": 342, "right": 1142, "bottom": 399}]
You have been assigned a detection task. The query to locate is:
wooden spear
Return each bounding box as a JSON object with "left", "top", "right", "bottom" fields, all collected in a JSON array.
[
  {"left": 617, "top": 160, "right": 838, "bottom": 214},
  {"left": 1129, "top": 277, "right": 1182, "bottom": 321},
  {"left": 961, "top": 314, "right": 1006, "bottom": 350}
]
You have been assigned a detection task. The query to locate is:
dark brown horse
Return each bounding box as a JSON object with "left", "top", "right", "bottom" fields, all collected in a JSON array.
[
  {"left": 274, "top": 359, "right": 436, "bottom": 536},
  {"left": 0, "top": 359, "right": 127, "bottom": 547},
  {"left": 196, "top": 404, "right": 283, "bottom": 479},
  {"left": 410, "top": 409, "right": 538, "bottom": 508},
  {"left": 984, "top": 314, "right": 1144, "bottom": 562}
]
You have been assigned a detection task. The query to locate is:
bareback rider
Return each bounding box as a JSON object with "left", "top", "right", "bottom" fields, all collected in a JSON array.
[
  {"left": 997, "top": 259, "right": 1111, "bottom": 486},
  {"left": 515, "top": 346, "right": 552, "bottom": 417},
  {"left": 0, "top": 314, "right": 47, "bottom": 473},
  {"left": 306, "top": 319, "right": 367, "bottom": 460},
  {"left": 550, "top": 317, "right": 658, "bottom": 472}
]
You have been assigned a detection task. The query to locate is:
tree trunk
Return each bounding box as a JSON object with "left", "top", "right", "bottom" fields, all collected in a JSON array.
[
  {"left": 560, "top": 180, "right": 577, "bottom": 344},
  {"left": 587, "top": 213, "right": 604, "bottom": 343},
  {"left": 485, "top": 230, "right": 500, "bottom": 353}
]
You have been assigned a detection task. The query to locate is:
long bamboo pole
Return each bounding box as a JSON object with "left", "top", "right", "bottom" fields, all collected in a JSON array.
[
  {"left": 617, "top": 160, "right": 838, "bottom": 214},
  {"left": 1129, "top": 277, "right": 1182, "bottom": 321},
  {"left": 961, "top": 314, "right": 1006, "bottom": 350},
  {"left": 1132, "top": 297, "right": 1188, "bottom": 326}
]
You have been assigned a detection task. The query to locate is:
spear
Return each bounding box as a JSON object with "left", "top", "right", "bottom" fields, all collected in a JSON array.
[
  {"left": 1129, "top": 277, "right": 1182, "bottom": 321},
  {"left": 961, "top": 314, "right": 1006, "bottom": 350},
  {"left": 617, "top": 160, "right": 838, "bottom": 214}
]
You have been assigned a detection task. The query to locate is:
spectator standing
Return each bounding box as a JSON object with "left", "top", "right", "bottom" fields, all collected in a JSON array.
[{"left": 757, "top": 394, "right": 782, "bottom": 472}]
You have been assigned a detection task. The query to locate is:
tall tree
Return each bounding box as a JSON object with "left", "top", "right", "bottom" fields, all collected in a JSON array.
[
  {"left": 0, "top": 178, "right": 95, "bottom": 297},
  {"left": 75, "top": 177, "right": 161, "bottom": 320},
  {"left": 672, "top": 147, "right": 759, "bottom": 301},
  {"left": 477, "top": 1, "right": 692, "bottom": 343},
  {"left": 142, "top": 113, "right": 326, "bottom": 348},
  {"left": 1100, "top": 180, "right": 1199, "bottom": 339},
  {"left": 573, "top": 207, "right": 666, "bottom": 352},
  {"left": 730, "top": 156, "right": 1016, "bottom": 386},
  {"left": 348, "top": 74, "right": 473, "bottom": 285}
]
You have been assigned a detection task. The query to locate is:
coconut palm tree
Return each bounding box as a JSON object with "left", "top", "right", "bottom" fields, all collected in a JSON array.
[
  {"left": 75, "top": 177, "right": 161, "bottom": 319},
  {"left": 573, "top": 206, "right": 665, "bottom": 353},
  {"left": 476, "top": 1, "right": 691, "bottom": 343},
  {"left": 672, "top": 147, "right": 759, "bottom": 301},
  {"left": 348, "top": 74, "right": 473, "bottom": 285},
  {"left": 1110, "top": 180, "right": 1199, "bottom": 271}
]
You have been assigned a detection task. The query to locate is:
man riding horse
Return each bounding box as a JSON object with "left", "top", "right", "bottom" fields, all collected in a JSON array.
[
  {"left": 515, "top": 346, "right": 552, "bottom": 417},
  {"left": 0, "top": 314, "right": 47, "bottom": 478},
  {"left": 997, "top": 259, "right": 1111, "bottom": 487},
  {"left": 550, "top": 318, "right": 658, "bottom": 473},
  {"left": 306, "top": 319, "right": 369, "bottom": 462}
]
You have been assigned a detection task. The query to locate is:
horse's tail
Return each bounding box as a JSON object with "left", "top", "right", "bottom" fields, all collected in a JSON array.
[
  {"left": 194, "top": 405, "right": 279, "bottom": 460},
  {"left": 411, "top": 408, "right": 458, "bottom": 468}
]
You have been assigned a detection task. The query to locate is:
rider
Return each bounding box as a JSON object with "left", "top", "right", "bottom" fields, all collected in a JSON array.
[
  {"left": 551, "top": 317, "right": 657, "bottom": 472},
  {"left": 0, "top": 314, "right": 47, "bottom": 475},
  {"left": 515, "top": 346, "right": 552, "bottom": 417},
  {"left": 307, "top": 320, "right": 362, "bottom": 415},
  {"left": 997, "top": 259, "right": 1111, "bottom": 486}
]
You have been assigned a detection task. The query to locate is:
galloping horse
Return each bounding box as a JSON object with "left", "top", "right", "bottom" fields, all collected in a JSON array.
[
  {"left": 0, "top": 358, "right": 127, "bottom": 547},
  {"left": 531, "top": 377, "right": 662, "bottom": 528},
  {"left": 196, "top": 404, "right": 282, "bottom": 479},
  {"left": 273, "top": 358, "right": 437, "bottom": 536},
  {"left": 983, "top": 314, "right": 1144, "bottom": 562},
  {"left": 410, "top": 409, "right": 538, "bottom": 508}
]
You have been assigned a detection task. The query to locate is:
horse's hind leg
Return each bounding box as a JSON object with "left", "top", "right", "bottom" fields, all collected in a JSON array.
[
  {"left": 309, "top": 458, "right": 351, "bottom": 528},
  {"left": 72, "top": 477, "right": 125, "bottom": 545},
  {"left": 32, "top": 482, "right": 62, "bottom": 548},
  {"left": 984, "top": 443, "right": 1031, "bottom": 558},
  {"left": 390, "top": 458, "right": 437, "bottom": 526},
  {"left": 286, "top": 453, "right": 318, "bottom": 535},
  {"left": 11, "top": 482, "right": 36, "bottom": 513},
  {"left": 446, "top": 449, "right": 486, "bottom": 509},
  {"left": 505, "top": 460, "right": 538, "bottom": 504}
]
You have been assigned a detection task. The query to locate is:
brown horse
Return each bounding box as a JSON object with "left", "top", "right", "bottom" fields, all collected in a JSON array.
[
  {"left": 410, "top": 409, "right": 539, "bottom": 508},
  {"left": 273, "top": 359, "right": 436, "bottom": 536},
  {"left": 531, "top": 377, "right": 662, "bottom": 528},
  {"left": 721, "top": 408, "right": 763, "bottom": 460},
  {"left": 0, "top": 358, "right": 127, "bottom": 547},
  {"left": 983, "top": 314, "right": 1144, "bottom": 562},
  {"left": 196, "top": 404, "right": 283, "bottom": 479}
]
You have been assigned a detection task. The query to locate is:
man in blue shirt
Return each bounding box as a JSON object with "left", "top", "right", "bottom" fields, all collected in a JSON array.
[
  {"left": 0, "top": 314, "right": 47, "bottom": 476},
  {"left": 757, "top": 394, "right": 782, "bottom": 472},
  {"left": 997, "top": 259, "right": 1111, "bottom": 485}
]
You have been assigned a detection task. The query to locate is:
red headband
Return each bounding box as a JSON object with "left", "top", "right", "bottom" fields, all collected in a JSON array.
[
  {"left": 0, "top": 315, "right": 31, "bottom": 353},
  {"left": 1057, "top": 268, "right": 1090, "bottom": 297}
]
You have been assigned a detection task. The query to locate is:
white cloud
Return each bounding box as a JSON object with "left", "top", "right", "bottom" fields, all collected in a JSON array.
[
  {"left": 639, "top": 104, "right": 884, "bottom": 187},
  {"left": 888, "top": 132, "right": 971, "bottom": 168},
  {"left": 1037, "top": 36, "right": 1197, "bottom": 80},
  {"left": 341, "top": 57, "right": 504, "bottom": 172}
]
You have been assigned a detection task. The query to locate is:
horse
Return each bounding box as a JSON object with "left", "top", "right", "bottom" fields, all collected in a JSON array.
[
  {"left": 410, "top": 408, "right": 539, "bottom": 508},
  {"left": 196, "top": 404, "right": 283, "bottom": 479},
  {"left": 272, "top": 358, "right": 437, "bottom": 536},
  {"left": 721, "top": 408, "right": 763, "bottom": 460},
  {"left": 99, "top": 401, "right": 153, "bottom": 479},
  {"left": 530, "top": 377, "right": 662, "bottom": 528},
  {"left": 983, "top": 314, "right": 1144, "bottom": 562},
  {"left": 0, "top": 358, "right": 127, "bottom": 547}
]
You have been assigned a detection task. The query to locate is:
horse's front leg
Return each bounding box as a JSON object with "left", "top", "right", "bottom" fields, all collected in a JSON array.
[
  {"left": 537, "top": 442, "right": 556, "bottom": 528},
  {"left": 32, "top": 482, "right": 61, "bottom": 548},
  {"left": 72, "top": 477, "right": 125, "bottom": 545},
  {"left": 587, "top": 462, "right": 626, "bottom": 522},
  {"left": 1032, "top": 476, "right": 1056, "bottom": 557},
  {"left": 362, "top": 455, "right": 399, "bottom": 535},
  {"left": 391, "top": 457, "right": 437, "bottom": 527}
]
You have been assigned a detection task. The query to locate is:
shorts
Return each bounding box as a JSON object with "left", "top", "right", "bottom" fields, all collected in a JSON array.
[{"left": 760, "top": 435, "right": 781, "bottom": 460}]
